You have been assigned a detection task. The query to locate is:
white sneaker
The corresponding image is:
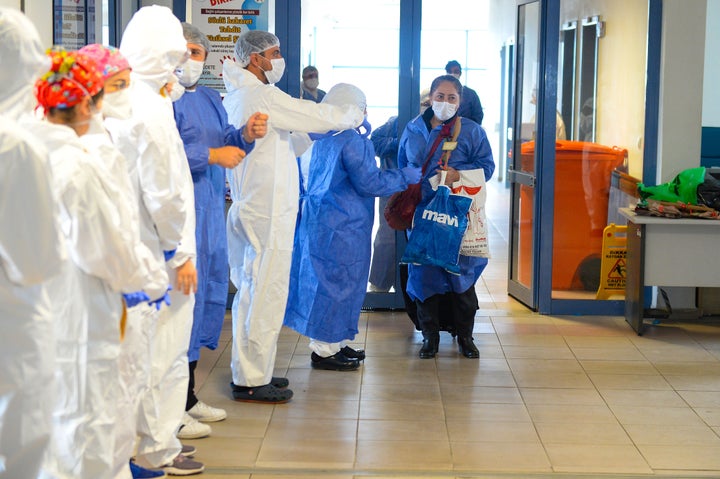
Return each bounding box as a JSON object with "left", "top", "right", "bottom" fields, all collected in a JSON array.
[
  {"left": 176, "top": 412, "right": 211, "bottom": 439},
  {"left": 187, "top": 400, "right": 227, "bottom": 423}
]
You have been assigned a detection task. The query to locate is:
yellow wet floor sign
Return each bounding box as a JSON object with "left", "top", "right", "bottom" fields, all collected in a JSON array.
[{"left": 596, "top": 223, "right": 627, "bottom": 300}]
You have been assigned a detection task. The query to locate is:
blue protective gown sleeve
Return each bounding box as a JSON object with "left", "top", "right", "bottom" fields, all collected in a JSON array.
[
  {"left": 370, "top": 116, "right": 399, "bottom": 169},
  {"left": 344, "top": 134, "right": 410, "bottom": 198},
  {"left": 174, "top": 87, "right": 254, "bottom": 176}
]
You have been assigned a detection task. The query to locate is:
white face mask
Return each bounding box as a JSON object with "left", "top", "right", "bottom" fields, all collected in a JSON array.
[
  {"left": 304, "top": 78, "right": 319, "bottom": 90},
  {"left": 450, "top": 73, "right": 461, "bottom": 80},
  {"left": 176, "top": 59, "right": 204, "bottom": 88},
  {"left": 261, "top": 57, "right": 286, "bottom": 84},
  {"left": 432, "top": 100, "right": 458, "bottom": 122},
  {"left": 168, "top": 81, "right": 185, "bottom": 102},
  {"left": 102, "top": 88, "right": 133, "bottom": 120}
]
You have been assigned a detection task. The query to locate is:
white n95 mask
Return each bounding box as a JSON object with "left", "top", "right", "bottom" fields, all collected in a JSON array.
[
  {"left": 176, "top": 59, "right": 204, "bottom": 88},
  {"left": 102, "top": 88, "right": 133, "bottom": 120},
  {"left": 168, "top": 82, "right": 185, "bottom": 102},
  {"left": 432, "top": 100, "right": 458, "bottom": 122}
]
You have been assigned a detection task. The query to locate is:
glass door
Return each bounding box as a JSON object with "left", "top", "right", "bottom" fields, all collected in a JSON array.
[
  {"left": 300, "top": 0, "right": 402, "bottom": 309},
  {"left": 507, "top": 0, "right": 540, "bottom": 308}
]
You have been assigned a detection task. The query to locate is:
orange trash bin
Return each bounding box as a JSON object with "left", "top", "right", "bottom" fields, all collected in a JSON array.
[{"left": 518, "top": 140, "right": 627, "bottom": 291}]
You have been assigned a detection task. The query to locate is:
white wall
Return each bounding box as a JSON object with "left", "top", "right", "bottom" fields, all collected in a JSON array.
[
  {"left": 703, "top": 0, "right": 720, "bottom": 127},
  {"left": 657, "top": 0, "right": 707, "bottom": 182}
]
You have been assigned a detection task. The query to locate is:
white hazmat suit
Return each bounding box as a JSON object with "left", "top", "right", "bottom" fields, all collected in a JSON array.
[
  {"left": 0, "top": 9, "right": 63, "bottom": 478},
  {"left": 119, "top": 5, "right": 196, "bottom": 469},
  {"left": 222, "top": 38, "right": 363, "bottom": 390}
]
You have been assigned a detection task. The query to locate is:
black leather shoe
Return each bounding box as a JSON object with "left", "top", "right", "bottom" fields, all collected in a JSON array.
[
  {"left": 340, "top": 346, "right": 365, "bottom": 361},
  {"left": 311, "top": 352, "right": 360, "bottom": 371},
  {"left": 418, "top": 336, "right": 439, "bottom": 359},
  {"left": 457, "top": 336, "right": 479, "bottom": 358}
]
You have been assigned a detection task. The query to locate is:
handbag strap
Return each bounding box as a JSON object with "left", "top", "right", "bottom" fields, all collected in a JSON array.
[
  {"left": 420, "top": 116, "right": 460, "bottom": 174},
  {"left": 439, "top": 116, "right": 462, "bottom": 168}
]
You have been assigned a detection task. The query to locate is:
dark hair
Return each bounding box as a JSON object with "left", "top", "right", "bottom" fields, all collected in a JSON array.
[
  {"left": 47, "top": 89, "right": 104, "bottom": 123},
  {"left": 445, "top": 60, "right": 461, "bottom": 72},
  {"left": 302, "top": 66, "right": 318, "bottom": 77},
  {"left": 430, "top": 75, "right": 463, "bottom": 100}
]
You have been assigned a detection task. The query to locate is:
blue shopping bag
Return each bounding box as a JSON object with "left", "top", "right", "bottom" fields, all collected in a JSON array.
[{"left": 401, "top": 184, "right": 472, "bottom": 275}]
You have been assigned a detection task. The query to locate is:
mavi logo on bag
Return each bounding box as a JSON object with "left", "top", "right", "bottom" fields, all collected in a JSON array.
[{"left": 421, "top": 209, "right": 459, "bottom": 227}]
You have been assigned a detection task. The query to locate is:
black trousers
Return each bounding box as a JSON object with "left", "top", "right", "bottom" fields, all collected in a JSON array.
[
  {"left": 415, "top": 287, "right": 479, "bottom": 338},
  {"left": 186, "top": 360, "right": 198, "bottom": 411}
]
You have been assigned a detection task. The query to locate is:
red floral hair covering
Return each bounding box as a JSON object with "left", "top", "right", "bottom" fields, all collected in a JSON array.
[{"left": 34, "top": 48, "right": 104, "bottom": 112}]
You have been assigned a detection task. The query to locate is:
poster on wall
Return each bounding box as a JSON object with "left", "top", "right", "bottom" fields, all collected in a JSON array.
[
  {"left": 53, "top": 0, "right": 96, "bottom": 49},
  {"left": 191, "top": 0, "right": 269, "bottom": 93}
]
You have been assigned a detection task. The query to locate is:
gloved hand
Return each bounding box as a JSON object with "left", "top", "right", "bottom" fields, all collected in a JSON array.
[
  {"left": 356, "top": 117, "right": 372, "bottom": 139},
  {"left": 122, "top": 291, "right": 150, "bottom": 308},
  {"left": 148, "top": 287, "right": 172, "bottom": 311},
  {"left": 163, "top": 249, "right": 176, "bottom": 261},
  {"left": 401, "top": 166, "right": 422, "bottom": 185}
]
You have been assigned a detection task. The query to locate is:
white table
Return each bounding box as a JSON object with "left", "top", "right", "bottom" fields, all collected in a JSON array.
[{"left": 619, "top": 207, "right": 720, "bottom": 334}]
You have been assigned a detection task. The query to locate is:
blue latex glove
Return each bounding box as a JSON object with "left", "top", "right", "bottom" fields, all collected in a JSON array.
[
  {"left": 122, "top": 291, "right": 151, "bottom": 308},
  {"left": 401, "top": 166, "right": 422, "bottom": 185},
  {"left": 356, "top": 117, "right": 372, "bottom": 139},
  {"left": 163, "top": 249, "right": 176, "bottom": 261},
  {"left": 148, "top": 287, "right": 172, "bottom": 311}
]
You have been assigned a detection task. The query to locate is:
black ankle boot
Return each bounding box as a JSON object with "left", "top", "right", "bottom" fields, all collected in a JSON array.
[
  {"left": 419, "top": 334, "right": 439, "bottom": 359},
  {"left": 457, "top": 336, "right": 479, "bottom": 358}
]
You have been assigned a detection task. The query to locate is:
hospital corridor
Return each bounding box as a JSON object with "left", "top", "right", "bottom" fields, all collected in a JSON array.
[{"left": 187, "top": 180, "right": 720, "bottom": 478}]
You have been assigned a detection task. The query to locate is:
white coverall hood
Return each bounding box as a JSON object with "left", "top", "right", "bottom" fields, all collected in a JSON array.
[
  {"left": 0, "top": 8, "right": 49, "bottom": 120},
  {"left": 120, "top": 5, "right": 188, "bottom": 91}
]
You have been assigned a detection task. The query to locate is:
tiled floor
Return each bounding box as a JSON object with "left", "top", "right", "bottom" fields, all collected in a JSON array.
[{"left": 190, "top": 180, "right": 720, "bottom": 478}]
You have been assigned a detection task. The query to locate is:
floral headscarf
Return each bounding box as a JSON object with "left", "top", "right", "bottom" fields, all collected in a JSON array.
[
  {"left": 78, "top": 44, "right": 131, "bottom": 80},
  {"left": 34, "top": 48, "right": 104, "bottom": 112}
]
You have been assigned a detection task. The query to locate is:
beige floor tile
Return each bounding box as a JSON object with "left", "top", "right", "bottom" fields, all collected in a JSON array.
[
  {"left": 588, "top": 372, "right": 672, "bottom": 390},
  {"left": 501, "top": 345, "right": 576, "bottom": 360},
  {"left": 652, "top": 361, "right": 720, "bottom": 376},
  {"left": 544, "top": 444, "right": 651, "bottom": 473},
  {"left": 495, "top": 333, "right": 567, "bottom": 346},
  {"left": 444, "top": 402, "right": 531, "bottom": 422},
  {"left": 271, "top": 398, "right": 360, "bottom": 420},
  {"left": 450, "top": 441, "right": 551, "bottom": 472},
  {"left": 355, "top": 440, "right": 452, "bottom": 471},
  {"left": 638, "top": 444, "right": 720, "bottom": 470},
  {"left": 511, "top": 371, "right": 594, "bottom": 389},
  {"left": 357, "top": 419, "right": 448, "bottom": 442},
  {"left": 249, "top": 475, "right": 352, "bottom": 479},
  {"left": 579, "top": 359, "right": 657, "bottom": 375},
  {"left": 534, "top": 422, "right": 632, "bottom": 445},
  {"left": 678, "top": 390, "right": 720, "bottom": 407},
  {"left": 437, "top": 370, "right": 517, "bottom": 388},
  {"left": 571, "top": 347, "right": 647, "bottom": 361},
  {"left": 526, "top": 403, "right": 617, "bottom": 424},
  {"left": 507, "top": 358, "right": 584, "bottom": 373},
  {"left": 447, "top": 420, "right": 539, "bottom": 443},
  {"left": 563, "top": 336, "right": 636, "bottom": 348},
  {"left": 663, "top": 374, "right": 720, "bottom": 391},
  {"left": 265, "top": 417, "right": 357, "bottom": 441},
  {"left": 599, "top": 388, "right": 687, "bottom": 407},
  {"left": 519, "top": 387, "right": 605, "bottom": 405},
  {"left": 205, "top": 416, "right": 271, "bottom": 438},
  {"left": 694, "top": 407, "right": 720, "bottom": 426},
  {"left": 609, "top": 405, "right": 707, "bottom": 426},
  {"left": 359, "top": 399, "right": 444, "bottom": 421},
  {"left": 360, "top": 382, "right": 442, "bottom": 402},
  {"left": 256, "top": 437, "right": 356, "bottom": 469},
  {"left": 624, "top": 423, "right": 720, "bottom": 445},
  {"left": 182, "top": 437, "right": 262, "bottom": 468},
  {"left": 439, "top": 385, "right": 523, "bottom": 404}
]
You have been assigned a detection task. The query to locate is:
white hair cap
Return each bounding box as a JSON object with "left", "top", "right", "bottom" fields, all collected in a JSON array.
[
  {"left": 234, "top": 30, "right": 280, "bottom": 67},
  {"left": 321, "top": 83, "right": 367, "bottom": 112}
]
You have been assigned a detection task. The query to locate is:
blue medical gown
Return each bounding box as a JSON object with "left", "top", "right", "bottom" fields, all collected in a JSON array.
[
  {"left": 400, "top": 116, "right": 495, "bottom": 302},
  {"left": 284, "top": 129, "right": 410, "bottom": 342},
  {"left": 173, "top": 86, "right": 253, "bottom": 361}
]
